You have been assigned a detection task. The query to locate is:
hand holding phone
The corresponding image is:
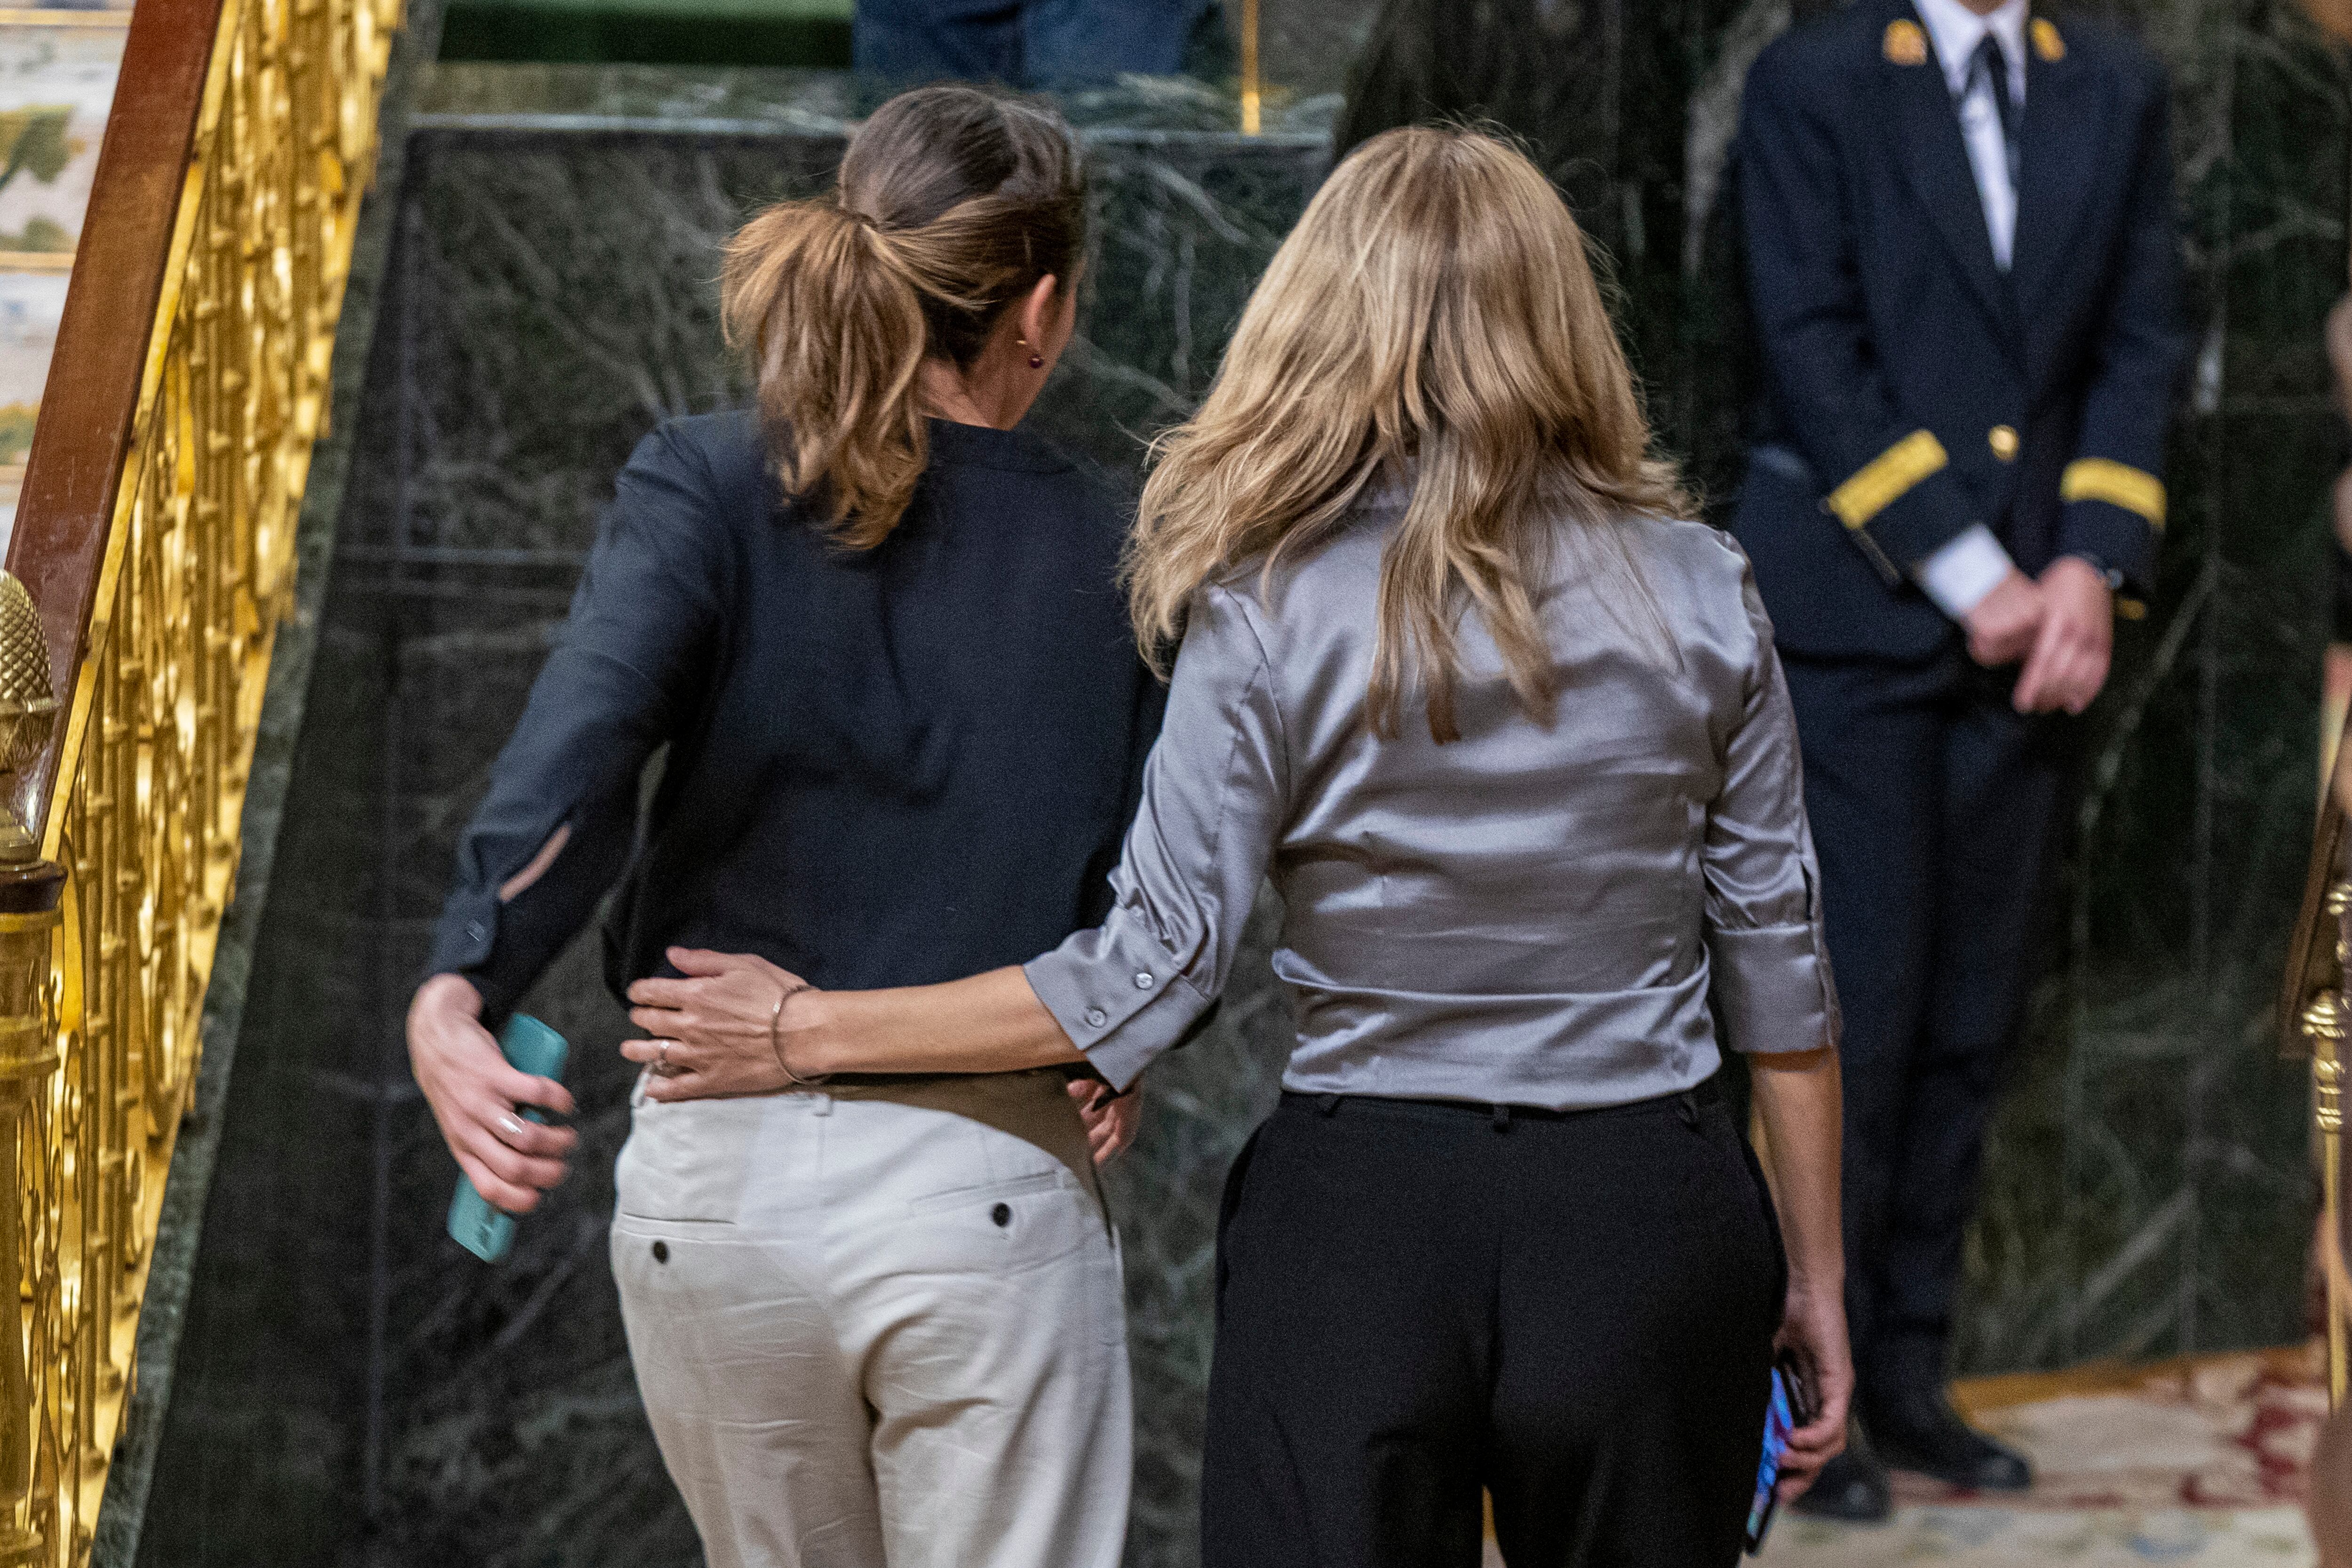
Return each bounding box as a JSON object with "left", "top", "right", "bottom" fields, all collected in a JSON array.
[
  {"left": 411, "top": 975, "right": 577, "bottom": 1214},
  {"left": 1745, "top": 1351, "right": 1819, "bottom": 1554},
  {"left": 446, "top": 1014, "right": 570, "bottom": 1263},
  {"left": 1767, "top": 1278, "right": 1854, "bottom": 1503}
]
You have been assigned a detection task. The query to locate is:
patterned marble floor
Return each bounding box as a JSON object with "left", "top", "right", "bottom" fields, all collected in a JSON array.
[
  {"left": 1477, "top": 1345, "right": 2327, "bottom": 1566},
  {"left": 1757, "top": 1507, "right": 2313, "bottom": 1565}
]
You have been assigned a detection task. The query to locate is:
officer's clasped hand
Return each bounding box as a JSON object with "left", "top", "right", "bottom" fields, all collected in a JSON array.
[
  {"left": 1962, "top": 568, "right": 2045, "bottom": 669},
  {"left": 2012, "top": 556, "right": 2114, "bottom": 717}
]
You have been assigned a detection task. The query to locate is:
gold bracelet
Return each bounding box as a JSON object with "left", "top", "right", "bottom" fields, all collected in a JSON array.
[{"left": 769, "top": 980, "right": 828, "bottom": 1087}]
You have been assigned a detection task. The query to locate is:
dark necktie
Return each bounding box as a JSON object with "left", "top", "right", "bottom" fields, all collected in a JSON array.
[{"left": 1968, "top": 33, "right": 2022, "bottom": 186}]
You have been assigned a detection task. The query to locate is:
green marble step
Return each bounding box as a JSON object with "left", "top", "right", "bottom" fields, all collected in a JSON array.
[{"left": 441, "top": 0, "right": 850, "bottom": 68}]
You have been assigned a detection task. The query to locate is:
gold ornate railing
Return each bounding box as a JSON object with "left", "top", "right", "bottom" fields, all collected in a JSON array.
[
  {"left": 0, "top": 0, "right": 402, "bottom": 1553},
  {"left": 2283, "top": 736, "right": 2352, "bottom": 1410}
]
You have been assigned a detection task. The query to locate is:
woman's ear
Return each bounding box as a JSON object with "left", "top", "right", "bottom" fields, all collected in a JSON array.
[{"left": 1019, "top": 273, "right": 1061, "bottom": 356}]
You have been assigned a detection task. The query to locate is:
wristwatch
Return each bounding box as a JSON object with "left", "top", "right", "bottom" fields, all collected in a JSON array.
[{"left": 2065, "top": 552, "right": 2126, "bottom": 592}]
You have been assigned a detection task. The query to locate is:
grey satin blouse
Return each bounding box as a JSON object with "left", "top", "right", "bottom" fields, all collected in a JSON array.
[{"left": 1024, "top": 498, "right": 1841, "bottom": 1111}]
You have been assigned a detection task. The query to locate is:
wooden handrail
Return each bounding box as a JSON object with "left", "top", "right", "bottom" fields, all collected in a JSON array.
[{"left": 4, "top": 0, "right": 223, "bottom": 851}]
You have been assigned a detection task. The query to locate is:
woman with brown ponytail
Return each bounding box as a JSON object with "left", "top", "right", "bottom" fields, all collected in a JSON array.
[{"left": 405, "top": 86, "right": 1151, "bottom": 1568}]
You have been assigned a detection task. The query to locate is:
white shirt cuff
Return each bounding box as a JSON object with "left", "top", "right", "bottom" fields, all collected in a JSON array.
[{"left": 1913, "top": 524, "right": 2016, "bottom": 621}]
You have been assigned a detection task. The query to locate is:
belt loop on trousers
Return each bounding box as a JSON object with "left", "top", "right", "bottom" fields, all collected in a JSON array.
[
  {"left": 1491, "top": 1104, "right": 1511, "bottom": 1133},
  {"left": 1316, "top": 1093, "right": 1342, "bottom": 1117},
  {"left": 1677, "top": 1090, "right": 1700, "bottom": 1128}
]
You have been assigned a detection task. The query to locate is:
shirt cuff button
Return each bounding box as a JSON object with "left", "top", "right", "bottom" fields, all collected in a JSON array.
[
  {"left": 1134, "top": 972, "right": 1154, "bottom": 990},
  {"left": 1084, "top": 1008, "right": 1107, "bottom": 1029}
]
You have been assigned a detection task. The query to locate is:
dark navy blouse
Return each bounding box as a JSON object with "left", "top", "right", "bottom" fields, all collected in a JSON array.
[{"left": 427, "top": 411, "right": 1163, "bottom": 1023}]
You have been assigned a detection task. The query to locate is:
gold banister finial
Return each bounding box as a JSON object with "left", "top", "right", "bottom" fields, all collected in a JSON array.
[
  {"left": 0, "top": 571, "right": 53, "bottom": 1559},
  {"left": 0, "top": 576, "right": 56, "bottom": 867},
  {"left": 0, "top": 861, "right": 61, "bottom": 1564},
  {"left": 2315, "top": 980, "right": 2352, "bottom": 1401},
  {"left": 2320, "top": 958, "right": 2352, "bottom": 1404},
  {"left": 2309, "top": 989, "right": 2347, "bottom": 1049}
]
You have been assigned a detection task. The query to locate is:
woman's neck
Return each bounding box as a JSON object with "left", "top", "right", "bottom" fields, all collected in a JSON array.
[{"left": 920, "top": 357, "right": 1023, "bottom": 431}]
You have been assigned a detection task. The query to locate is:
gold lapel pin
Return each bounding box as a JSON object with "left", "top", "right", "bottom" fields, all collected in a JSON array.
[
  {"left": 1884, "top": 18, "right": 1929, "bottom": 65},
  {"left": 2032, "top": 17, "right": 2065, "bottom": 61}
]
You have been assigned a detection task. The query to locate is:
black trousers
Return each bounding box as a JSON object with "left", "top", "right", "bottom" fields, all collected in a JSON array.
[
  {"left": 1779, "top": 649, "right": 2070, "bottom": 1397},
  {"left": 1200, "top": 1085, "right": 1784, "bottom": 1568}
]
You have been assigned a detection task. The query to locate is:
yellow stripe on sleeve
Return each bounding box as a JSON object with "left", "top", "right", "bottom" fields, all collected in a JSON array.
[
  {"left": 2060, "top": 459, "right": 2167, "bottom": 530},
  {"left": 1824, "top": 431, "right": 1948, "bottom": 530}
]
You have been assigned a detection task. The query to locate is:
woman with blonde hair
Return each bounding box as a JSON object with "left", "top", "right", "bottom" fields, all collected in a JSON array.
[
  {"left": 632, "top": 125, "right": 1854, "bottom": 1565},
  {"left": 408, "top": 85, "right": 1154, "bottom": 1568}
]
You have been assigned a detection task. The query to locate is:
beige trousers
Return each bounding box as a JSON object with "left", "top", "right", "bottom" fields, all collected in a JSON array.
[{"left": 610, "top": 1077, "right": 1132, "bottom": 1568}]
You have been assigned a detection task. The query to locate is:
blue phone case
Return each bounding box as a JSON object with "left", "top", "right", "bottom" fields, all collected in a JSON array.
[
  {"left": 447, "top": 1013, "right": 569, "bottom": 1264},
  {"left": 1744, "top": 1367, "right": 1797, "bottom": 1555}
]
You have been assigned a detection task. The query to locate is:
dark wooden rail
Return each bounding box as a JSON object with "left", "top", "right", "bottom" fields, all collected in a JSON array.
[{"left": 4, "top": 0, "right": 224, "bottom": 847}]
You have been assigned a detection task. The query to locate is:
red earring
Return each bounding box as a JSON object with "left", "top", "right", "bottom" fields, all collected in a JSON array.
[{"left": 1028, "top": 354, "right": 1045, "bottom": 369}]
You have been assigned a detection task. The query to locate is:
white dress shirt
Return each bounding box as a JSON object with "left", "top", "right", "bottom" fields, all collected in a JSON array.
[
  {"left": 1915, "top": 0, "right": 2028, "bottom": 268},
  {"left": 1907, "top": 0, "right": 2030, "bottom": 620}
]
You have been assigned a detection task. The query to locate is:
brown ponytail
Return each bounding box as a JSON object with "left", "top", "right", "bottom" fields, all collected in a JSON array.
[{"left": 720, "top": 86, "right": 1088, "bottom": 549}]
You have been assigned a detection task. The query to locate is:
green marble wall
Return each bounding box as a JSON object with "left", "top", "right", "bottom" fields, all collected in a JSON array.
[
  {"left": 1954, "top": 0, "right": 2350, "bottom": 1372},
  {"left": 134, "top": 5, "right": 2352, "bottom": 1564}
]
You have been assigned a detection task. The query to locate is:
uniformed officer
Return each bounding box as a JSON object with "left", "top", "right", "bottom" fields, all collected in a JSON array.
[{"left": 1733, "top": 0, "right": 2182, "bottom": 1521}]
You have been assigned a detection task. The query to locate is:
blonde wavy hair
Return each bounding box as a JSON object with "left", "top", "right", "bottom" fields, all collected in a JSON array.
[
  {"left": 720, "top": 86, "right": 1086, "bottom": 549},
  {"left": 1127, "top": 125, "right": 1688, "bottom": 741}
]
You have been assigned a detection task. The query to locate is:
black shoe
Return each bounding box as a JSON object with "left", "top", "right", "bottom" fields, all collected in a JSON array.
[
  {"left": 1789, "top": 1445, "right": 1893, "bottom": 1522},
  {"left": 1867, "top": 1385, "right": 2033, "bottom": 1492}
]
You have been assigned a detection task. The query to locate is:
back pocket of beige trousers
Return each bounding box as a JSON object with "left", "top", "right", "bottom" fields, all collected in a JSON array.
[
  {"left": 904, "top": 1168, "right": 1100, "bottom": 1281},
  {"left": 615, "top": 1097, "right": 761, "bottom": 1223},
  {"left": 905, "top": 1168, "right": 1064, "bottom": 1216}
]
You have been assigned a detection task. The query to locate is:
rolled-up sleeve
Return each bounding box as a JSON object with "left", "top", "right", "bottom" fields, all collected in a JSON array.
[
  {"left": 1025, "top": 584, "right": 1288, "bottom": 1090},
  {"left": 1703, "top": 571, "right": 1841, "bottom": 1056},
  {"left": 426, "top": 422, "right": 728, "bottom": 1020}
]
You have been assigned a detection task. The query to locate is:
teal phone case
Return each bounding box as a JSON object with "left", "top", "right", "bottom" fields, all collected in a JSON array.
[{"left": 447, "top": 1013, "right": 569, "bottom": 1264}]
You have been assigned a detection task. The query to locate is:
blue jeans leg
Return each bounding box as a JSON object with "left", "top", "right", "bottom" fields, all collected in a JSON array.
[
  {"left": 854, "top": 0, "right": 1024, "bottom": 84},
  {"left": 1023, "top": 0, "right": 1208, "bottom": 85}
]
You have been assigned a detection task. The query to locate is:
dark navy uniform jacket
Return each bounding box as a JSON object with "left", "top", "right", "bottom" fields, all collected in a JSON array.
[{"left": 1732, "top": 0, "right": 2184, "bottom": 661}]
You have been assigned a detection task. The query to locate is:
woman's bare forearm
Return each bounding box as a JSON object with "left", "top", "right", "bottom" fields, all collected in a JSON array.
[
  {"left": 1749, "top": 1046, "right": 1844, "bottom": 1293},
  {"left": 791, "top": 965, "right": 1085, "bottom": 1076}
]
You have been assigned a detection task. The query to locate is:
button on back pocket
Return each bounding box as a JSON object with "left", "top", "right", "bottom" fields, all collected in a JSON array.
[
  {"left": 905, "top": 1169, "right": 1095, "bottom": 1277},
  {"left": 906, "top": 1169, "right": 1063, "bottom": 1217}
]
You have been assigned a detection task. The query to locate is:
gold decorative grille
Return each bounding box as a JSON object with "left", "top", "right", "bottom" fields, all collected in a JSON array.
[{"left": 0, "top": 0, "right": 402, "bottom": 1556}]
